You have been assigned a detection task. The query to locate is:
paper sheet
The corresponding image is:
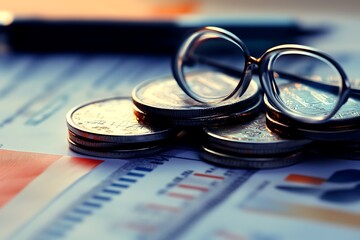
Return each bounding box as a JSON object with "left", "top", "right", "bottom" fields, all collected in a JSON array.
[{"left": 0, "top": 50, "right": 360, "bottom": 239}]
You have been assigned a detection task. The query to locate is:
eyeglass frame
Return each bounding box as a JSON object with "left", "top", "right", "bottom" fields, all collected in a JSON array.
[{"left": 172, "top": 26, "right": 358, "bottom": 124}]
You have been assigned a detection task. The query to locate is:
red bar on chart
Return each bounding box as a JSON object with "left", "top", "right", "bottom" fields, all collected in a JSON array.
[
  {"left": 193, "top": 173, "right": 225, "bottom": 180},
  {"left": 167, "top": 192, "right": 196, "bottom": 200},
  {"left": 285, "top": 174, "right": 326, "bottom": 185},
  {"left": 178, "top": 184, "right": 209, "bottom": 192}
]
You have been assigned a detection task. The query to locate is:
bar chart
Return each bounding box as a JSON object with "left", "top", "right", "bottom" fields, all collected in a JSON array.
[{"left": 22, "top": 149, "right": 254, "bottom": 240}]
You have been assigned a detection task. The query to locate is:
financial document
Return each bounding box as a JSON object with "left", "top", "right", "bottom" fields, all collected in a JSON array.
[{"left": 0, "top": 52, "right": 360, "bottom": 240}]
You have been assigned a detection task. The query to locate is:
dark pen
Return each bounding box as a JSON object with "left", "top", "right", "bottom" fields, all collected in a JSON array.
[{"left": 0, "top": 14, "right": 323, "bottom": 55}]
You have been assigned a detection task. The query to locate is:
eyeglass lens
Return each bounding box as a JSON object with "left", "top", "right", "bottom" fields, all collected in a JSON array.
[
  {"left": 268, "top": 51, "right": 343, "bottom": 119},
  {"left": 180, "top": 32, "right": 246, "bottom": 101}
]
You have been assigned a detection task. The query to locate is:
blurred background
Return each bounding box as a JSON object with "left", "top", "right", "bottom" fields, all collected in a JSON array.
[
  {"left": 1, "top": 0, "right": 360, "bottom": 19},
  {"left": 1, "top": 0, "right": 359, "bottom": 54}
]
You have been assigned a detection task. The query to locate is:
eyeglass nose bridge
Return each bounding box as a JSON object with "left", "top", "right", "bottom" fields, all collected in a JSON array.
[
  {"left": 232, "top": 59, "right": 258, "bottom": 99},
  {"left": 248, "top": 56, "right": 260, "bottom": 65},
  {"left": 245, "top": 56, "right": 261, "bottom": 79},
  {"left": 245, "top": 56, "right": 261, "bottom": 73}
]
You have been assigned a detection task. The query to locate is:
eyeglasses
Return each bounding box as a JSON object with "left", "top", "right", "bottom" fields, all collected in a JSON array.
[{"left": 172, "top": 26, "right": 360, "bottom": 124}]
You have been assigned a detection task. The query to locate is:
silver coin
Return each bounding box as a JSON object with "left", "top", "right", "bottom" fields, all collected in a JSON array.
[
  {"left": 203, "top": 114, "right": 311, "bottom": 155},
  {"left": 266, "top": 104, "right": 360, "bottom": 132},
  {"left": 68, "top": 130, "right": 121, "bottom": 148},
  {"left": 134, "top": 96, "right": 262, "bottom": 127},
  {"left": 68, "top": 130, "right": 167, "bottom": 149},
  {"left": 264, "top": 83, "right": 360, "bottom": 127},
  {"left": 132, "top": 73, "right": 260, "bottom": 119},
  {"left": 266, "top": 113, "right": 360, "bottom": 141},
  {"left": 265, "top": 96, "right": 360, "bottom": 131},
  {"left": 66, "top": 97, "right": 175, "bottom": 143},
  {"left": 68, "top": 137, "right": 168, "bottom": 159},
  {"left": 200, "top": 146, "right": 302, "bottom": 169}
]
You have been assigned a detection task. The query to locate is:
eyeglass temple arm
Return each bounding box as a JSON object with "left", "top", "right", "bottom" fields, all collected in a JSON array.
[
  {"left": 187, "top": 54, "right": 360, "bottom": 99},
  {"left": 186, "top": 54, "right": 242, "bottom": 77}
]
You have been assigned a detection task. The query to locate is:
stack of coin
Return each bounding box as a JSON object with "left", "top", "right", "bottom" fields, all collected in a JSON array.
[
  {"left": 201, "top": 114, "right": 312, "bottom": 169},
  {"left": 132, "top": 72, "right": 262, "bottom": 127},
  {"left": 264, "top": 83, "right": 360, "bottom": 160},
  {"left": 66, "top": 97, "right": 176, "bottom": 158},
  {"left": 264, "top": 84, "right": 360, "bottom": 141}
]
